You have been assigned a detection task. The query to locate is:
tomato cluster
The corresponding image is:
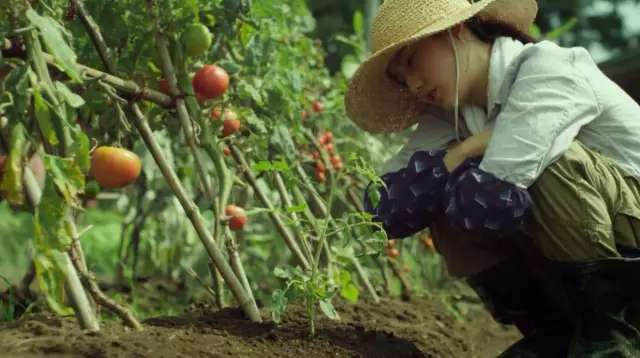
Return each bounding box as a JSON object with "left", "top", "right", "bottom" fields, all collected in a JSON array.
[
  {"left": 210, "top": 107, "right": 241, "bottom": 137},
  {"left": 312, "top": 131, "right": 342, "bottom": 182}
]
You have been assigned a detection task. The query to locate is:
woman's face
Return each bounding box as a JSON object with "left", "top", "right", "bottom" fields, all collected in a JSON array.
[{"left": 387, "top": 33, "right": 459, "bottom": 110}]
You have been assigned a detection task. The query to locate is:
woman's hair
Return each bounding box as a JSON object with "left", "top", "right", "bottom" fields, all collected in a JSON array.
[{"left": 465, "top": 16, "right": 537, "bottom": 44}]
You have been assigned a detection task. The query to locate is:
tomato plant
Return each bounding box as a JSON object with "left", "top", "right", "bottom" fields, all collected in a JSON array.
[{"left": 0, "top": 0, "right": 439, "bottom": 337}]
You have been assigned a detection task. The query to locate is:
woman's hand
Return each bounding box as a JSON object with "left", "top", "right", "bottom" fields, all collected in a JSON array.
[{"left": 443, "top": 129, "right": 492, "bottom": 172}]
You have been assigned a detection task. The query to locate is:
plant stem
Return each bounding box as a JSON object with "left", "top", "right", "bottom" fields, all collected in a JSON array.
[
  {"left": 272, "top": 171, "right": 313, "bottom": 264},
  {"left": 350, "top": 256, "right": 380, "bottom": 303},
  {"left": 228, "top": 144, "right": 311, "bottom": 270}
]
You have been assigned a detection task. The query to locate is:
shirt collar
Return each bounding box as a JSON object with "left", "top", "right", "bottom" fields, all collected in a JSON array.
[{"left": 487, "top": 37, "right": 526, "bottom": 116}]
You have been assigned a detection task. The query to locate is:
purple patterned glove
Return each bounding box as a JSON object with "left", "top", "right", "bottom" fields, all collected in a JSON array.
[
  {"left": 443, "top": 158, "right": 532, "bottom": 235},
  {"left": 364, "top": 150, "right": 449, "bottom": 238}
]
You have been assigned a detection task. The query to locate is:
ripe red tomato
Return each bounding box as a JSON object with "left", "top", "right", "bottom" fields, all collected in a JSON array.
[
  {"left": 158, "top": 78, "right": 170, "bottom": 95},
  {"left": 315, "top": 169, "right": 326, "bottom": 183},
  {"left": 192, "top": 65, "right": 229, "bottom": 100},
  {"left": 90, "top": 146, "right": 141, "bottom": 189},
  {"left": 318, "top": 132, "right": 332, "bottom": 145},
  {"left": 223, "top": 146, "right": 231, "bottom": 156},
  {"left": 222, "top": 118, "right": 241, "bottom": 137},
  {"left": 330, "top": 155, "right": 343, "bottom": 171},
  {"left": 315, "top": 161, "right": 325, "bottom": 173},
  {"left": 211, "top": 108, "right": 238, "bottom": 122},
  {"left": 387, "top": 247, "right": 400, "bottom": 258},
  {"left": 312, "top": 100, "right": 324, "bottom": 113},
  {"left": 225, "top": 205, "right": 247, "bottom": 231},
  {"left": 324, "top": 142, "right": 334, "bottom": 154}
]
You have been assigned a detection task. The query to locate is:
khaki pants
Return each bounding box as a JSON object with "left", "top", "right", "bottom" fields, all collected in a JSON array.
[{"left": 431, "top": 141, "right": 640, "bottom": 277}]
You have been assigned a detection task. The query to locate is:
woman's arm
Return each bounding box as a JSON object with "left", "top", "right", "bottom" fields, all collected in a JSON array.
[
  {"left": 364, "top": 149, "right": 450, "bottom": 239},
  {"left": 444, "top": 128, "right": 493, "bottom": 171}
]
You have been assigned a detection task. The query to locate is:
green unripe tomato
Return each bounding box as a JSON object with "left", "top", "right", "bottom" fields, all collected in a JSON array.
[
  {"left": 182, "top": 24, "right": 212, "bottom": 58},
  {"left": 85, "top": 180, "right": 101, "bottom": 199}
]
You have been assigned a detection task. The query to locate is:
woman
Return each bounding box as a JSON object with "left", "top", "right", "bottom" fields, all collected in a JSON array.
[{"left": 345, "top": 0, "right": 640, "bottom": 356}]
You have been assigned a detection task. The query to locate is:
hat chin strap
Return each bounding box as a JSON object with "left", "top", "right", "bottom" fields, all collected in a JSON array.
[{"left": 448, "top": 28, "right": 461, "bottom": 143}]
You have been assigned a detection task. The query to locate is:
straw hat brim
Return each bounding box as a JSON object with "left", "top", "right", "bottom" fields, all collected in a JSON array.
[{"left": 345, "top": 0, "right": 502, "bottom": 133}]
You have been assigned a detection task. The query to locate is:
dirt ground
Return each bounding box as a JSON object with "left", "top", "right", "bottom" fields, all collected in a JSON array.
[{"left": 0, "top": 293, "right": 520, "bottom": 358}]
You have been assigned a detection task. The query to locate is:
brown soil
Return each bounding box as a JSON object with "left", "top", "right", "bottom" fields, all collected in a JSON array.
[{"left": 0, "top": 295, "right": 520, "bottom": 358}]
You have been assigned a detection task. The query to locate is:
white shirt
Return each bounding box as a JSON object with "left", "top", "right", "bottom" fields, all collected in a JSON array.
[{"left": 382, "top": 38, "right": 640, "bottom": 188}]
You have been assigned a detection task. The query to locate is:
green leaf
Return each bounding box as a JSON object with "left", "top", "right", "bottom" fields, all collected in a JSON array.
[
  {"left": 26, "top": 10, "right": 80, "bottom": 82},
  {"left": 340, "top": 283, "right": 359, "bottom": 304},
  {"left": 528, "top": 23, "right": 542, "bottom": 40},
  {"left": 0, "top": 124, "right": 26, "bottom": 206},
  {"left": 319, "top": 299, "right": 340, "bottom": 320},
  {"left": 54, "top": 81, "right": 85, "bottom": 108},
  {"left": 69, "top": 128, "right": 90, "bottom": 174},
  {"left": 34, "top": 177, "right": 72, "bottom": 252},
  {"left": 285, "top": 203, "right": 307, "bottom": 213},
  {"left": 3, "top": 67, "right": 30, "bottom": 116},
  {"left": 34, "top": 252, "right": 73, "bottom": 315},
  {"left": 545, "top": 18, "right": 578, "bottom": 41},
  {"left": 273, "top": 266, "right": 292, "bottom": 279},
  {"left": 270, "top": 289, "right": 288, "bottom": 323},
  {"left": 33, "top": 87, "right": 59, "bottom": 146},
  {"left": 44, "top": 154, "right": 84, "bottom": 206},
  {"left": 352, "top": 11, "right": 364, "bottom": 36},
  {"left": 271, "top": 124, "right": 297, "bottom": 162}
]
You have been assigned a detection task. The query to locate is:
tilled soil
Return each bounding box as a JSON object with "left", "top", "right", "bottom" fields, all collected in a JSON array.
[{"left": 0, "top": 296, "right": 520, "bottom": 357}]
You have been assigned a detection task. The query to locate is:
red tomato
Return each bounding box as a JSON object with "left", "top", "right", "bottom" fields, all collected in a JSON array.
[
  {"left": 222, "top": 118, "right": 241, "bottom": 137},
  {"left": 158, "top": 78, "right": 170, "bottom": 95},
  {"left": 315, "top": 161, "right": 325, "bottom": 173},
  {"left": 210, "top": 107, "right": 222, "bottom": 119},
  {"left": 315, "top": 169, "right": 326, "bottom": 183},
  {"left": 225, "top": 205, "right": 247, "bottom": 231},
  {"left": 192, "top": 65, "right": 229, "bottom": 100},
  {"left": 318, "top": 132, "right": 332, "bottom": 145},
  {"left": 90, "top": 146, "right": 141, "bottom": 189},
  {"left": 387, "top": 247, "right": 400, "bottom": 258},
  {"left": 330, "top": 156, "right": 343, "bottom": 171},
  {"left": 223, "top": 146, "right": 231, "bottom": 156},
  {"left": 312, "top": 100, "right": 324, "bottom": 113},
  {"left": 324, "top": 142, "right": 334, "bottom": 154}
]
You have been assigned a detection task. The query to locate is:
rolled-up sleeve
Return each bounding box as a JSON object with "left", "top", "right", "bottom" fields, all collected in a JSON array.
[{"left": 479, "top": 48, "right": 602, "bottom": 188}]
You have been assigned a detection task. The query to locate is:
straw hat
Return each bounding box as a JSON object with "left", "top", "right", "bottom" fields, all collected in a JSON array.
[{"left": 345, "top": 0, "right": 538, "bottom": 133}]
